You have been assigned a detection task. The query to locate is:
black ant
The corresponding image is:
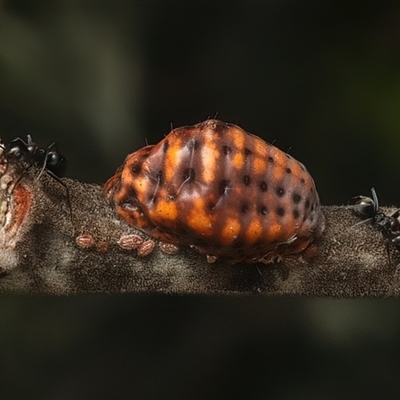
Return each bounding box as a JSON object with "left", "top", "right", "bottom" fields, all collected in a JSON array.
[
  {"left": 3, "top": 135, "right": 73, "bottom": 228},
  {"left": 4, "top": 135, "right": 67, "bottom": 178},
  {"left": 350, "top": 187, "right": 400, "bottom": 252}
]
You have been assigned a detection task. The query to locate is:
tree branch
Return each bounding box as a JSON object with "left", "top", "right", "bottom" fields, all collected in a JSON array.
[{"left": 0, "top": 161, "right": 399, "bottom": 297}]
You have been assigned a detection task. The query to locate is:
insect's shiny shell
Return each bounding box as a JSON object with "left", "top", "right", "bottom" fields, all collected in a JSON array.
[{"left": 105, "top": 119, "right": 325, "bottom": 263}]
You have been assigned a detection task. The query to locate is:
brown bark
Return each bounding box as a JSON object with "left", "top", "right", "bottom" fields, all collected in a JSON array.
[{"left": 0, "top": 165, "right": 399, "bottom": 297}]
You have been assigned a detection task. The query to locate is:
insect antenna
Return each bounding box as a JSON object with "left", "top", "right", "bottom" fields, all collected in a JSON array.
[
  {"left": 352, "top": 217, "right": 374, "bottom": 228},
  {"left": 371, "top": 187, "right": 379, "bottom": 213}
]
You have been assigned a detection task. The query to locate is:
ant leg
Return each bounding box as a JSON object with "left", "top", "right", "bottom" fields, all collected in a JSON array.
[
  {"left": 385, "top": 241, "right": 393, "bottom": 266},
  {"left": 44, "top": 169, "right": 74, "bottom": 233}
]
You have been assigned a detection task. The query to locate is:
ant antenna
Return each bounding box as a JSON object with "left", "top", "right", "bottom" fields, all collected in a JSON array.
[
  {"left": 352, "top": 217, "right": 373, "bottom": 228},
  {"left": 371, "top": 187, "right": 379, "bottom": 212}
]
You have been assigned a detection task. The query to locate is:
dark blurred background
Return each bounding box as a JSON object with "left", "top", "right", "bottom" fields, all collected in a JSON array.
[{"left": 1, "top": 2, "right": 400, "bottom": 399}]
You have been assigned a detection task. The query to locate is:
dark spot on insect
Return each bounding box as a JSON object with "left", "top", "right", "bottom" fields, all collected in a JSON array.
[
  {"left": 163, "top": 140, "right": 169, "bottom": 153},
  {"left": 259, "top": 205, "right": 268, "bottom": 215},
  {"left": 243, "top": 175, "right": 251, "bottom": 186},
  {"left": 277, "top": 207, "right": 285, "bottom": 217},
  {"left": 241, "top": 204, "right": 249, "bottom": 213},
  {"left": 244, "top": 148, "right": 252, "bottom": 156},
  {"left": 292, "top": 192, "right": 302, "bottom": 204},
  {"left": 156, "top": 170, "right": 162, "bottom": 182},
  {"left": 311, "top": 203, "right": 315, "bottom": 212},
  {"left": 276, "top": 187, "right": 285, "bottom": 197},
  {"left": 300, "top": 178, "right": 305, "bottom": 184},
  {"left": 286, "top": 168, "right": 292, "bottom": 174},
  {"left": 293, "top": 209, "right": 300, "bottom": 219},
  {"left": 305, "top": 199, "right": 311, "bottom": 209},
  {"left": 259, "top": 181, "right": 268, "bottom": 192},
  {"left": 219, "top": 179, "right": 230, "bottom": 195},
  {"left": 222, "top": 145, "right": 232, "bottom": 155},
  {"left": 183, "top": 168, "right": 195, "bottom": 183},
  {"left": 131, "top": 163, "right": 141, "bottom": 174}
]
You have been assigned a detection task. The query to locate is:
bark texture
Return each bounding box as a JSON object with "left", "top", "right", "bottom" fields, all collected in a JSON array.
[{"left": 0, "top": 166, "right": 399, "bottom": 297}]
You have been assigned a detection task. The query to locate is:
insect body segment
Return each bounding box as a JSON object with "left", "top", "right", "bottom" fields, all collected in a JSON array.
[{"left": 105, "top": 119, "right": 325, "bottom": 263}]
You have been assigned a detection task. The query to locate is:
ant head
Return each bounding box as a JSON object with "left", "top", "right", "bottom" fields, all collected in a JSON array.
[
  {"left": 4, "top": 137, "right": 32, "bottom": 163},
  {"left": 350, "top": 188, "right": 379, "bottom": 219}
]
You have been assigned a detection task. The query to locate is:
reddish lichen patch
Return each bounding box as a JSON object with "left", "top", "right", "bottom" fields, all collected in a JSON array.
[{"left": 3, "top": 183, "right": 32, "bottom": 243}]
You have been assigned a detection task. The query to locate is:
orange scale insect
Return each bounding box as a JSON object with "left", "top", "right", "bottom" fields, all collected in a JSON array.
[{"left": 104, "top": 119, "right": 325, "bottom": 264}]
